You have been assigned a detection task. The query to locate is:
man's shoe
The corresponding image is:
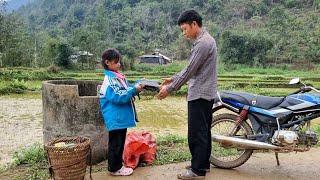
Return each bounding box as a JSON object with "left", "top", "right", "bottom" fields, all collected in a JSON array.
[
  {"left": 177, "top": 169, "right": 205, "bottom": 179},
  {"left": 185, "top": 165, "right": 210, "bottom": 172}
]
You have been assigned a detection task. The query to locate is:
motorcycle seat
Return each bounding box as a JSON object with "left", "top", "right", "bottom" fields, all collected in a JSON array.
[{"left": 220, "top": 91, "right": 285, "bottom": 110}]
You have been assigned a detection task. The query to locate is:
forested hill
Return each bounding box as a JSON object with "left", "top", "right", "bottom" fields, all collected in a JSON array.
[
  {"left": 5, "top": 0, "right": 33, "bottom": 12},
  {"left": 1, "top": 0, "right": 319, "bottom": 68}
]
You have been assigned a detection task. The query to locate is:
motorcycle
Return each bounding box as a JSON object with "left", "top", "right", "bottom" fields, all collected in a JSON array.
[{"left": 210, "top": 78, "right": 320, "bottom": 168}]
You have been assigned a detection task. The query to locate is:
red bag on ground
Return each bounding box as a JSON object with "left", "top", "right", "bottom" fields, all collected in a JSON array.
[{"left": 123, "top": 131, "right": 157, "bottom": 169}]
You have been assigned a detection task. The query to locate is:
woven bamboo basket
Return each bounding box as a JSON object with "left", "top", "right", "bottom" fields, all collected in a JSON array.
[{"left": 45, "top": 137, "right": 91, "bottom": 180}]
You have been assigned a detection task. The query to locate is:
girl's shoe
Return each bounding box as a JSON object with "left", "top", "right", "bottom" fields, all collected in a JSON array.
[{"left": 110, "top": 166, "right": 133, "bottom": 176}]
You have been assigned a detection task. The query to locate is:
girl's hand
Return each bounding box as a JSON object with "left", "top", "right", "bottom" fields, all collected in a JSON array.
[{"left": 135, "top": 83, "right": 144, "bottom": 92}]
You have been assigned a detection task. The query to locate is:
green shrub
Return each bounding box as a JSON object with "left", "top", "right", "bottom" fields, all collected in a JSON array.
[
  {"left": 13, "top": 143, "right": 47, "bottom": 166},
  {"left": 281, "top": 0, "right": 310, "bottom": 8},
  {"left": 9, "top": 79, "right": 27, "bottom": 93},
  {"left": 0, "top": 79, "right": 28, "bottom": 95},
  {"left": 46, "top": 65, "right": 61, "bottom": 73},
  {"left": 6, "top": 144, "right": 50, "bottom": 180},
  {"left": 220, "top": 31, "right": 273, "bottom": 67},
  {"left": 0, "top": 69, "right": 54, "bottom": 81}
]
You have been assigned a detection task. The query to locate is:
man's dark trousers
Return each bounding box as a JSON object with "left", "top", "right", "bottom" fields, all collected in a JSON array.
[{"left": 188, "top": 98, "right": 214, "bottom": 176}]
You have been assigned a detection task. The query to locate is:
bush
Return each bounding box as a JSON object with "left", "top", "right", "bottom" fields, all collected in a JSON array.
[
  {"left": 13, "top": 143, "right": 47, "bottom": 166},
  {"left": 0, "top": 79, "right": 28, "bottom": 94},
  {"left": 46, "top": 65, "right": 61, "bottom": 73},
  {"left": 281, "top": 0, "right": 313, "bottom": 8},
  {"left": 220, "top": 30, "right": 273, "bottom": 66},
  {"left": 9, "top": 144, "right": 49, "bottom": 180},
  {"left": 283, "top": 0, "right": 301, "bottom": 8},
  {"left": 0, "top": 69, "right": 55, "bottom": 81},
  {"left": 56, "top": 43, "right": 72, "bottom": 69},
  {"left": 121, "top": 56, "right": 135, "bottom": 71}
]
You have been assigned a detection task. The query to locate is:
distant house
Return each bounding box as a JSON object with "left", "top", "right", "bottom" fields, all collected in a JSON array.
[
  {"left": 70, "top": 51, "right": 94, "bottom": 69},
  {"left": 139, "top": 52, "right": 171, "bottom": 65},
  {"left": 70, "top": 51, "right": 93, "bottom": 63}
]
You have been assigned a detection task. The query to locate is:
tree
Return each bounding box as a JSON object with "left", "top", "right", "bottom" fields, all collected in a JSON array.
[
  {"left": 314, "top": 0, "right": 320, "bottom": 10},
  {"left": 56, "top": 43, "right": 72, "bottom": 68},
  {"left": 44, "top": 38, "right": 72, "bottom": 68},
  {"left": 0, "top": 11, "right": 35, "bottom": 67},
  {"left": 220, "top": 31, "right": 273, "bottom": 66},
  {"left": 2, "top": 0, "right": 318, "bottom": 69}
]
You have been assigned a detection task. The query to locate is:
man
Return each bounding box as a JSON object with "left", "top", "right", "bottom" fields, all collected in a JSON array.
[{"left": 157, "top": 10, "right": 217, "bottom": 179}]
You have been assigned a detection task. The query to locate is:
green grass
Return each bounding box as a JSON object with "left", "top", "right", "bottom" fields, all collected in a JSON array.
[
  {"left": 0, "top": 143, "right": 49, "bottom": 180},
  {"left": 314, "top": 125, "right": 320, "bottom": 147},
  {"left": 212, "top": 143, "right": 240, "bottom": 157},
  {"left": 12, "top": 143, "right": 47, "bottom": 166},
  {"left": 0, "top": 165, "right": 5, "bottom": 174},
  {"left": 154, "top": 134, "right": 190, "bottom": 165},
  {"left": 0, "top": 79, "right": 28, "bottom": 95}
]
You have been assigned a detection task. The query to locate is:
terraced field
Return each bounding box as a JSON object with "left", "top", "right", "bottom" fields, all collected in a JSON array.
[
  {"left": 2, "top": 73, "right": 320, "bottom": 97},
  {"left": 126, "top": 74, "right": 320, "bottom": 97}
]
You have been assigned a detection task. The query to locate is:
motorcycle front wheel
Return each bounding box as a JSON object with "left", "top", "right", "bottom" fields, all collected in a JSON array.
[{"left": 210, "top": 113, "right": 253, "bottom": 169}]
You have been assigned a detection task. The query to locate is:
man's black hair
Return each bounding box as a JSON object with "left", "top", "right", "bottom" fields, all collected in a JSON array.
[
  {"left": 101, "top": 48, "right": 121, "bottom": 70},
  {"left": 177, "top": 10, "right": 202, "bottom": 27}
]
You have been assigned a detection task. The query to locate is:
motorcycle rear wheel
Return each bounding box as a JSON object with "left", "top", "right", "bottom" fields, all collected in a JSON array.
[{"left": 210, "top": 113, "right": 253, "bottom": 169}]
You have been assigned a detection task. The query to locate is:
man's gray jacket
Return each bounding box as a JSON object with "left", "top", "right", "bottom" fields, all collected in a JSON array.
[{"left": 167, "top": 29, "right": 217, "bottom": 101}]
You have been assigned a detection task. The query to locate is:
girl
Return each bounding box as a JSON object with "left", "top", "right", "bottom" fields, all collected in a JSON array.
[{"left": 99, "top": 48, "right": 143, "bottom": 176}]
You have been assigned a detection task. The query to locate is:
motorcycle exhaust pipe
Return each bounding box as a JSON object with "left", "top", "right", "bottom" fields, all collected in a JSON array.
[{"left": 212, "top": 134, "right": 281, "bottom": 150}]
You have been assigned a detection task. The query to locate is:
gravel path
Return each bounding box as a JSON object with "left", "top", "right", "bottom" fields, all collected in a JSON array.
[{"left": 0, "top": 96, "right": 43, "bottom": 166}]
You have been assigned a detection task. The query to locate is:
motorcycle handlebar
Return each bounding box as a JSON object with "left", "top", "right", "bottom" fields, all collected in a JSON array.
[{"left": 289, "top": 86, "right": 317, "bottom": 95}]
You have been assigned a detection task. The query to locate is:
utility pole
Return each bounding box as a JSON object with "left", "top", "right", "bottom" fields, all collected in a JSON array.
[
  {"left": 34, "top": 38, "right": 38, "bottom": 67},
  {"left": 0, "top": 52, "right": 2, "bottom": 67}
]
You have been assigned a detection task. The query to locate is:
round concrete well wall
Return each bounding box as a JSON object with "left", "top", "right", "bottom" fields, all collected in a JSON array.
[{"left": 42, "top": 80, "right": 108, "bottom": 164}]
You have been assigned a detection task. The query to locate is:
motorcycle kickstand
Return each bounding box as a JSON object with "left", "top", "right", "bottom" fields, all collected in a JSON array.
[{"left": 275, "top": 152, "right": 280, "bottom": 166}]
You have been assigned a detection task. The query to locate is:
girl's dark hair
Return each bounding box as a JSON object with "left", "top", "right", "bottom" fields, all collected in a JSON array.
[
  {"left": 177, "top": 10, "right": 202, "bottom": 27},
  {"left": 101, "top": 48, "right": 121, "bottom": 70}
]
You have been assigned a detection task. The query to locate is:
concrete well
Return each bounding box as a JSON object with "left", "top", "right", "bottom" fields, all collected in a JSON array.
[{"left": 42, "top": 80, "right": 107, "bottom": 164}]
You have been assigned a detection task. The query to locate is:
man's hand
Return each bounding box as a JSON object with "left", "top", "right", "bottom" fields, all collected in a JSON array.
[
  {"left": 156, "top": 85, "right": 169, "bottom": 100},
  {"left": 160, "top": 78, "right": 173, "bottom": 88}
]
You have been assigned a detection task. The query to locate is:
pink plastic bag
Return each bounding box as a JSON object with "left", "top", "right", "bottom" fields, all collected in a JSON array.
[{"left": 123, "top": 131, "right": 157, "bottom": 169}]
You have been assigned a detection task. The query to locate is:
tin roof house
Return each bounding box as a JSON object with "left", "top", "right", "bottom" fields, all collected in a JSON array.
[
  {"left": 139, "top": 52, "right": 171, "bottom": 65},
  {"left": 70, "top": 51, "right": 94, "bottom": 69},
  {"left": 70, "top": 51, "right": 93, "bottom": 63}
]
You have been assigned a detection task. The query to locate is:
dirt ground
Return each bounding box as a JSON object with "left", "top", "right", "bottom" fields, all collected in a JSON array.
[
  {"left": 0, "top": 95, "right": 188, "bottom": 166},
  {"left": 2, "top": 95, "right": 320, "bottom": 179},
  {"left": 88, "top": 148, "right": 320, "bottom": 180},
  {"left": 0, "top": 96, "right": 43, "bottom": 166}
]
